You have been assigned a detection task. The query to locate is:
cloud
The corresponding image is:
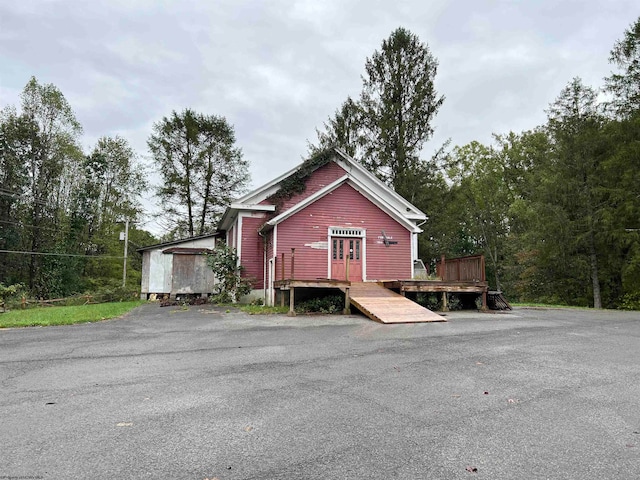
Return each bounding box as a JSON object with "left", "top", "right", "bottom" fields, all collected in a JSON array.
[{"left": 1, "top": 0, "right": 639, "bottom": 235}]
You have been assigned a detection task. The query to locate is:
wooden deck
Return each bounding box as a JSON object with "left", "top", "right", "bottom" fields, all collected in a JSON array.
[
  {"left": 348, "top": 282, "right": 445, "bottom": 323},
  {"left": 380, "top": 280, "right": 488, "bottom": 293},
  {"left": 273, "top": 279, "right": 352, "bottom": 316},
  {"left": 272, "top": 252, "right": 494, "bottom": 316},
  {"left": 380, "top": 279, "right": 489, "bottom": 311}
]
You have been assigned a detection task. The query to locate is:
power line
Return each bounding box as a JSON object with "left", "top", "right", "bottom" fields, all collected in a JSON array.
[
  {"left": 0, "top": 249, "right": 124, "bottom": 259},
  {"left": 0, "top": 188, "right": 50, "bottom": 206},
  {"left": 0, "top": 219, "right": 61, "bottom": 232}
]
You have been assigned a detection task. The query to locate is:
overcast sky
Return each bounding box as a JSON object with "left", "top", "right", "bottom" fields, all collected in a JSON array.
[{"left": 1, "top": 1, "right": 638, "bottom": 234}]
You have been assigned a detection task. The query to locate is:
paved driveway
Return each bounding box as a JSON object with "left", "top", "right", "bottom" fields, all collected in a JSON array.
[{"left": 1, "top": 305, "right": 639, "bottom": 479}]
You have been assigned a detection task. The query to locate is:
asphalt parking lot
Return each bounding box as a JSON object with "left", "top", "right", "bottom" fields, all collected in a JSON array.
[{"left": 1, "top": 304, "right": 639, "bottom": 479}]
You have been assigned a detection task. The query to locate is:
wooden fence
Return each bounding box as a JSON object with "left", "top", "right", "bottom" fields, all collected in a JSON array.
[
  {"left": 436, "top": 254, "right": 486, "bottom": 282},
  {"left": 1, "top": 291, "right": 138, "bottom": 312}
]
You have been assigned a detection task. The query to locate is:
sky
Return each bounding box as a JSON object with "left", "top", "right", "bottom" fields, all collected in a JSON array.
[{"left": 1, "top": 0, "right": 638, "bottom": 235}]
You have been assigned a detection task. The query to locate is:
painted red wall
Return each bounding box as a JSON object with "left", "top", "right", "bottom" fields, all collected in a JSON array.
[
  {"left": 240, "top": 214, "right": 266, "bottom": 288},
  {"left": 276, "top": 183, "right": 412, "bottom": 280},
  {"left": 260, "top": 161, "right": 347, "bottom": 210}
]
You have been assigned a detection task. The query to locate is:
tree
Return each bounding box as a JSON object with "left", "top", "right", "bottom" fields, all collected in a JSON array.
[
  {"left": 77, "top": 136, "right": 146, "bottom": 248},
  {"left": 72, "top": 136, "right": 147, "bottom": 288},
  {"left": 605, "top": 16, "right": 640, "bottom": 117},
  {"left": 148, "top": 109, "right": 249, "bottom": 239},
  {"left": 446, "top": 141, "right": 515, "bottom": 290},
  {"left": 602, "top": 18, "right": 640, "bottom": 306},
  {"left": 499, "top": 79, "right": 610, "bottom": 307},
  {"left": 312, "top": 97, "right": 364, "bottom": 158},
  {"left": 547, "top": 78, "right": 608, "bottom": 308},
  {"left": 0, "top": 110, "right": 32, "bottom": 285},
  {"left": 359, "top": 27, "right": 444, "bottom": 194},
  {"left": 3, "top": 77, "right": 84, "bottom": 294},
  {"left": 597, "top": 112, "right": 640, "bottom": 307},
  {"left": 311, "top": 27, "right": 444, "bottom": 201}
]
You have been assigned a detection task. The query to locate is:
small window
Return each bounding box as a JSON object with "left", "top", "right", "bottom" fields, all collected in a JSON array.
[
  {"left": 339, "top": 240, "right": 343, "bottom": 260},
  {"left": 332, "top": 239, "right": 337, "bottom": 260},
  {"left": 356, "top": 240, "right": 360, "bottom": 260},
  {"left": 329, "top": 227, "right": 364, "bottom": 238},
  {"left": 349, "top": 240, "right": 354, "bottom": 260}
]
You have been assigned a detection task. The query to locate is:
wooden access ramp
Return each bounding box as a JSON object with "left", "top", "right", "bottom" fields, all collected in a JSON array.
[{"left": 348, "top": 282, "right": 445, "bottom": 323}]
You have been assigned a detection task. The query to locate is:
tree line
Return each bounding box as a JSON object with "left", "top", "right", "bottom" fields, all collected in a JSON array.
[
  {"left": 311, "top": 20, "right": 640, "bottom": 309},
  {"left": 0, "top": 81, "right": 249, "bottom": 298},
  {"left": 2, "top": 18, "right": 639, "bottom": 309}
]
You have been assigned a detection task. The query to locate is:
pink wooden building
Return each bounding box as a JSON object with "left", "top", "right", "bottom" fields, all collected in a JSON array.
[{"left": 218, "top": 149, "right": 427, "bottom": 305}]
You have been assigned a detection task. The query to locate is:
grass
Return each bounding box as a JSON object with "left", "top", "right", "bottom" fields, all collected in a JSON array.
[
  {"left": 236, "top": 304, "right": 289, "bottom": 315},
  {"left": 0, "top": 301, "right": 144, "bottom": 328},
  {"left": 511, "top": 302, "right": 592, "bottom": 309}
]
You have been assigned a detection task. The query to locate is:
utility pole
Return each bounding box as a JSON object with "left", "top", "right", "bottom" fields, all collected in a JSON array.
[{"left": 122, "top": 219, "right": 129, "bottom": 288}]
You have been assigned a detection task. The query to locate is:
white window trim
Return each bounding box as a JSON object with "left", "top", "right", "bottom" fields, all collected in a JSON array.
[
  {"left": 236, "top": 214, "right": 244, "bottom": 270},
  {"left": 269, "top": 225, "right": 278, "bottom": 304}
]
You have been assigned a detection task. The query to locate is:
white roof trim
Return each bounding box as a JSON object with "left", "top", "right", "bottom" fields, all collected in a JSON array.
[
  {"left": 265, "top": 174, "right": 422, "bottom": 234},
  {"left": 235, "top": 163, "right": 305, "bottom": 205},
  {"left": 233, "top": 149, "right": 426, "bottom": 221},
  {"left": 229, "top": 203, "right": 276, "bottom": 212},
  {"left": 349, "top": 179, "right": 423, "bottom": 233},
  {"left": 332, "top": 148, "right": 426, "bottom": 220},
  {"left": 219, "top": 203, "right": 276, "bottom": 231},
  {"left": 221, "top": 148, "right": 427, "bottom": 231},
  {"left": 265, "top": 174, "right": 349, "bottom": 226}
]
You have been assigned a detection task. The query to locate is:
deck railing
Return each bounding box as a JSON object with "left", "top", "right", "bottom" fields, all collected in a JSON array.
[
  {"left": 274, "top": 249, "right": 486, "bottom": 283},
  {"left": 436, "top": 254, "right": 486, "bottom": 282},
  {"left": 274, "top": 249, "right": 297, "bottom": 281}
]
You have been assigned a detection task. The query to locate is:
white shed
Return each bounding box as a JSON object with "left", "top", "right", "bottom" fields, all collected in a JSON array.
[{"left": 138, "top": 232, "right": 222, "bottom": 300}]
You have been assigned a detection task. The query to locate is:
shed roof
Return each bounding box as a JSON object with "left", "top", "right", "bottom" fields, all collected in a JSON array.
[
  {"left": 137, "top": 231, "right": 222, "bottom": 252},
  {"left": 162, "top": 247, "right": 213, "bottom": 255}
]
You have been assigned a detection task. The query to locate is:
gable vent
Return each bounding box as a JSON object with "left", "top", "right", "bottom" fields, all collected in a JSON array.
[{"left": 330, "top": 227, "right": 364, "bottom": 237}]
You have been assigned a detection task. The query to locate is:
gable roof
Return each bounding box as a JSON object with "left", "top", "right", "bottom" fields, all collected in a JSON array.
[
  {"left": 260, "top": 174, "right": 422, "bottom": 233},
  {"left": 218, "top": 148, "right": 426, "bottom": 231}
]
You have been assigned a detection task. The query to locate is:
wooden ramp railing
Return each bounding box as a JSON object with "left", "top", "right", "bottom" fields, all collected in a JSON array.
[
  {"left": 348, "top": 282, "right": 445, "bottom": 323},
  {"left": 487, "top": 291, "right": 512, "bottom": 310}
]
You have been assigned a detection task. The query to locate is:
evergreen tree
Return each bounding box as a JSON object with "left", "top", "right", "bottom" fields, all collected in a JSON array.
[
  {"left": 312, "top": 27, "right": 444, "bottom": 201},
  {"left": 312, "top": 96, "right": 363, "bottom": 159},
  {"left": 359, "top": 27, "right": 444, "bottom": 195},
  {"left": 605, "top": 16, "right": 640, "bottom": 117}
]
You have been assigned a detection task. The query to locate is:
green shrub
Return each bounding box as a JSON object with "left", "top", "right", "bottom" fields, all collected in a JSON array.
[
  {"left": 0, "top": 283, "right": 24, "bottom": 309},
  {"left": 295, "top": 295, "right": 344, "bottom": 314},
  {"left": 415, "top": 292, "right": 463, "bottom": 311},
  {"left": 619, "top": 292, "right": 640, "bottom": 311},
  {"left": 206, "top": 245, "right": 252, "bottom": 303},
  {"left": 416, "top": 293, "right": 440, "bottom": 310},
  {"left": 447, "top": 294, "right": 462, "bottom": 311}
]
